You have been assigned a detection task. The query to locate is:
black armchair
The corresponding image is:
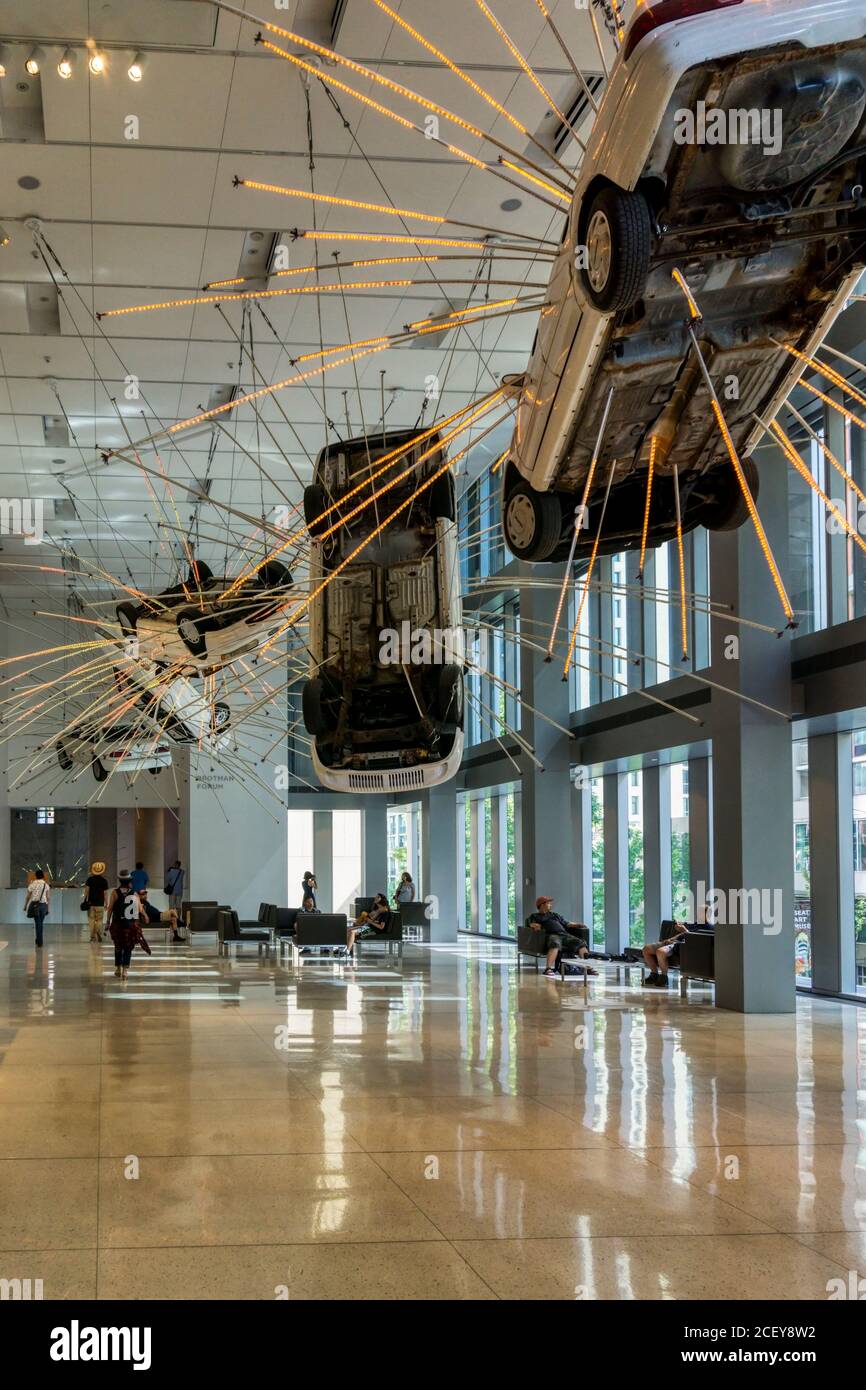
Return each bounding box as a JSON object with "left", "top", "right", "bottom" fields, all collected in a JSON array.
[{"left": 217, "top": 908, "right": 270, "bottom": 956}]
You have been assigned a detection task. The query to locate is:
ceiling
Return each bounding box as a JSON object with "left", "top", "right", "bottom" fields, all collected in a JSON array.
[{"left": 0, "top": 0, "right": 602, "bottom": 603}]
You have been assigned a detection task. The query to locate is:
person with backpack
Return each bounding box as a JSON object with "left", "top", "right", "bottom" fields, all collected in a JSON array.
[
  {"left": 107, "top": 871, "right": 151, "bottom": 979},
  {"left": 24, "top": 869, "right": 50, "bottom": 948},
  {"left": 164, "top": 860, "right": 185, "bottom": 917}
]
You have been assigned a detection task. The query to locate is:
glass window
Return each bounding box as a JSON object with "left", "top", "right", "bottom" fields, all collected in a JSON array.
[
  {"left": 628, "top": 770, "right": 645, "bottom": 946},
  {"left": 853, "top": 729, "right": 866, "bottom": 996},
  {"left": 36, "top": 807, "right": 54, "bottom": 825},
  {"left": 591, "top": 776, "right": 605, "bottom": 948},
  {"left": 671, "top": 762, "right": 690, "bottom": 917},
  {"left": 793, "top": 739, "right": 812, "bottom": 987},
  {"left": 505, "top": 789, "right": 517, "bottom": 934},
  {"left": 332, "top": 809, "right": 362, "bottom": 917}
]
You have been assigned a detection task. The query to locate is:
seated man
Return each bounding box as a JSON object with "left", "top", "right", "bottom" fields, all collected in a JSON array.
[
  {"left": 529, "top": 895, "right": 606, "bottom": 981},
  {"left": 138, "top": 888, "right": 182, "bottom": 943},
  {"left": 642, "top": 922, "right": 690, "bottom": 986},
  {"left": 346, "top": 892, "right": 391, "bottom": 955}
]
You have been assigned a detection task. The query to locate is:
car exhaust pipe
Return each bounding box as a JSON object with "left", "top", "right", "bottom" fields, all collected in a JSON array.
[{"left": 637, "top": 359, "right": 700, "bottom": 473}]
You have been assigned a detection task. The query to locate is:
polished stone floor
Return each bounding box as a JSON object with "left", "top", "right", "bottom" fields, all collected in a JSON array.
[{"left": 0, "top": 925, "right": 864, "bottom": 1300}]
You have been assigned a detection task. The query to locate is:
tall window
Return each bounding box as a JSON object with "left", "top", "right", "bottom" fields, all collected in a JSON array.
[
  {"left": 387, "top": 804, "right": 421, "bottom": 897},
  {"left": 628, "top": 770, "right": 645, "bottom": 946},
  {"left": 459, "top": 785, "right": 520, "bottom": 936},
  {"left": 852, "top": 729, "right": 866, "bottom": 994},
  {"left": 286, "top": 809, "right": 313, "bottom": 905},
  {"left": 332, "top": 809, "right": 362, "bottom": 917},
  {"left": 793, "top": 739, "right": 812, "bottom": 986},
  {"left": 591, "top": 777, "right": 605, "bottom": 948},
  {"left": 671, "top": 761, "right": 690, "bottom": 917}
]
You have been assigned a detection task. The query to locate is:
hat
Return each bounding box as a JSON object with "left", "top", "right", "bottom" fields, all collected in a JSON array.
[
  {"left": 91, "top": 861, "right": 106, "bottom": 874},
  {"left": 118, "top": 869, "right": 132, "bottom": 882},
  {"left": 535, "top": 895, "right": 553, "bottom": 909}
]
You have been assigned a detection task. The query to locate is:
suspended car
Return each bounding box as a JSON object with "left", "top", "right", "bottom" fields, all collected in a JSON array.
[
  {"left": 502, "top": 0, "right": 866, "bottom": 561},
  {"left": 56, "top": 726, "right": 173, "bottom": 782},
  {"left": 111, "top": 661, "right": 233, "bottom": 750},
  {"left": 115, "top": 560, "right": 292, "bottom": 674},
  {"left": 302, "top": 428, "right": 464, "bottom": 793}
]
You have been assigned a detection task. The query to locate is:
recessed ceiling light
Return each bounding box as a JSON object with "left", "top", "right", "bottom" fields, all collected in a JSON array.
[
  {"left": 128, "top": 52, "right": 145, "bottom": 82},
  {"left": 88, "top": 49, "right": 106, "bottom": 76},
  {"left": 57, "top": 48, "right": 76, "bottom": 79},
  {"left": 25, "top": 46, "right": 45, "bottom": 77},
  {"left": 18, "top": 176, "right": 40, "bottom": 190},
  {"left": 500, "top": 198, "right": 522, "bottom": 212}
]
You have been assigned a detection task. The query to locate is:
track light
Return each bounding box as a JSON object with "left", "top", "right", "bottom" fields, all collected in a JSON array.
[
  {"left": 25, "top": 46, "right": 46, "bottom": 77},
  {"left": 57, "top": 48, "right": 76, "bottom": 80},
  {"left": 127, "top": 52, "right": 145, "bottom": 81},
  {"left": 0, "top": 46, "right": 9, "bottom": 78},
  {"left": 88, "top": 49, "right": 106, "bottom": 75},
  {"left": 0, "top": 226, "right": 10, "bottom": 249}
]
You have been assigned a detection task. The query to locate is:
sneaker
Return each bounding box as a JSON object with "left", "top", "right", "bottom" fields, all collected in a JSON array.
[
  {"left": 542, "top": 969, "right": 561, "bottom": 980},
  {"left": 121, "top": 967, "right": 129, "bottom": 979},
  {"left": 172, "top": 933, "right": 182, "bottom": 942},
  {"left": 114, "top": 966, "right": 122, "bottom": 978},
  {"left": 642, "top": 972, "right": 661, "bottom": 987}
]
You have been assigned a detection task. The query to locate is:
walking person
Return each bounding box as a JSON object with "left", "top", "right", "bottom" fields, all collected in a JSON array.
[
  {"left": 83, "top": 860, "right": 109, "bottom": 942},
  {"left": 107, "top": 871, "right": 151, "bottom": 980},
  {"left": 165, "top": 860, "right": 185, "bottom": 918},
  {"left": 24, "top": 869, "right": 50, "bottom": 949}
]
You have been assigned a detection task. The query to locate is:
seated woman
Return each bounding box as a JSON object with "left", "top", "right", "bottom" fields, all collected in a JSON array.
[{"left": 346, "top": 893, "right": 391, "bottom": 955}]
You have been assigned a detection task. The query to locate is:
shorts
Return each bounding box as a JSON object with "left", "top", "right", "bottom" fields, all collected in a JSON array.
[{"left": 544, "top": 932, "right": 582, "bottom": 957}]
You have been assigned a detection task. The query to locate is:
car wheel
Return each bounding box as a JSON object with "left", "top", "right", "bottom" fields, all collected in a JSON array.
[
  {"left": 92, "top": 758, "right": 108, "bottom": 782},
  {"left": 116, "top": 602, "right": 138, "bottom": 636},
  {"left": 435, "top": 663, "right": 464, "bottom": 730},
  {"left": 428, "top": 473, "right": 456, "bottom": 522},
  {"left": 176, "top": 608, "right": 208, "bottom": 658},
  {"left": 255, "top": 560, "right": 292, "bottom": 591},
  {"left": 148, "top": 766, "right": 162, "bottom": 777},
  {"left": 56, "top": 739, "right": 73, "bottom": 771},
  {"left": 503, "top": 482, "right": 563, "bottom": 561},
  {"left": 700, "top": 458, "right": 760, "bottom": 532},
  {"left": 580, "top": 184, "right": 652, "bottom": 313},
  {"left": 304, "top": 483, "right": 330, "bottom": 537},
  {"left": 302, "top": 677, "right": 336, "bottom": 736},
  {"left": 213, "top": 701, "right": 231, "bottom": 730}
]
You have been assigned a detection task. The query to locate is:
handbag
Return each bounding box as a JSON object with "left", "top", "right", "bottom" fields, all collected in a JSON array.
[
  {"left": 27, "top": 881, "right": 47, "bottom": 918},
  {"left": 80, "top": 898, "right": 89, "bottom": 912}
]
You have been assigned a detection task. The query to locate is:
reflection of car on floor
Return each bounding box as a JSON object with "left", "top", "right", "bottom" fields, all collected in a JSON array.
[
  {"left": 301, "top": 429, "right": 464, "bottom": 793},
  {"left": 56, "top": 727, "right": 173, "bottom": 782},
  {"left": 115, "top": 560, "right": 292, "bottom": 673},
  {"left": 112, "top": 662, "right": 233, "bottom": 749},
  {"left": 502, "top": 0, "right": 866, "bottom": 561}
]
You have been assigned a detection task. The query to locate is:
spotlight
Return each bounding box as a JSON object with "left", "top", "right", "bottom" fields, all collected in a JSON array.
[
  {"left": 25, "top": 46, "right": 46, "bottom": 77},
  {"left": 127, "top": 52, "right": 145, "bottom": 82},
  {"left": 88, "top": 49, "right": 106, "bottom": 75},
  {"left": 0, "top": 226, "right": 10, "bottom": 248},
  {"left": 57, "top": 48, "right": 76, "bottom": 80},
  {"left": 0, "top": 45, "right": 8, "bottom": 78}
]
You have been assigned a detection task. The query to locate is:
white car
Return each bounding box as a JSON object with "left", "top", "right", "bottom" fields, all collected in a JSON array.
[
  {"left": 115, "top": 560, "right": 292, "bottom": 673},
  {"left": 57, "top": 726, "right": 173, "bottom": 781},
  {"left": 502, "top": 0, "right": 866, "bottom": 561},
  {"left": 303, "top": 428, "right": 464, "bottom": 793},
  {"left": 111, "top": 661, "right": 233, "bottom": 750}
]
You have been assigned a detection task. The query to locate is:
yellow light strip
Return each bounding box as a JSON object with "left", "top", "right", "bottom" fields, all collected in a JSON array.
[
  {"left": 780, "top": 341, "right": 866, "bottom": 413},
  {"left": 499, "top": 158, "right": 570, "bottom": 203},
  {"left": 409, "top": 296, "right": 519, "bottom": 331},
  {"left": 564, "top": 530, "right": 602, "bottom": 678},
  {"left": 788, "top": 405, "right": 866, "bottom": 510},
  {"left": 204, "top": 276, "right": 246, "bottom": 289},
  {"left": 222, "top": 390, "right": 506, "bottom": 593},
  {"left": 299, "top": 230, "right": 485, "bottom": 250},
  {"left": 474, "top": 0, "right": 582, "bottom": 145},
  {"left": 638, "top": 435, "right": 657, "bottom": 577},
  {"left": 711, "top": 398, "right": 794, "bottom": 622},
  {"left": 490, "top": 449, "right": 509, "bottom": 475},
  {"left": 673, "top": 465, "right": 688, "bottom": 659},
  {"left": 799, "top": 378, "right": 866, "bottom": 433},
  {"left": 98, "top": 279, "right": 414, "bottom": 319},
  {"left": 671, "top": 267, "right": 701, "bottom": 320},
  {"left": 770, "top": 419, "right": 866, "bottom": 559},
  {"left": 238, "top": 177, "right": 444, "bottom": 224}
]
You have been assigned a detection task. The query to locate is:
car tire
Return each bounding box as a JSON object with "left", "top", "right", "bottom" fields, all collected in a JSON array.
[
  {"left": 435, "top": 663, "right": 464, "bottom": 730},
  {"left": 304, "top": 484, "right": 330, "bottom": 538},
  {"left": 116, "top": 602, "right": 138, "bottom": 636},
  {"left": 56, "top": 739, "right": 73, "bottom": 771},
  {"left": 302, "top": 677, "right": 336, "bottom": 737},
  {"left": 503, "top": 482, "right": 563, "bottom": 561},
  {"left": 176, "top": 608, "right": 208, "bottom": 658},
  {"left": 580, "top": 184, "right": 652, "bottom": 313},
  {"left": 92, "top": 758, "right": 108, "bottom": 782},
  {"left": 428, "top": 473, "right": 456, "bottom": 522},
  {"left": 213, "top": 701, "right": 231, "bottom": 730},
  {"left": 700, "top": 458, "right": 760, "bottom": 532},
  {"left": 255, "top": 560, "right": 292, "bottom": 592},
  {"left": 148, "top": 766, "right": 161, "bottom": 777}
]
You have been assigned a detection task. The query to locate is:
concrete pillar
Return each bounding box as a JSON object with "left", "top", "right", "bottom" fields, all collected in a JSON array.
[
  {"left": 808, "top": 732, "right": 856, "bottom": 995},
  {"left": 89, "top": 808, "right": 117, "bottom": 885},
  {"left": 426, "top": 781, "right": 458, "bottom": 941},
  {"left": 134, "top": 807, "right": 165, "bottom": 888},
  {"left": 116, "top": 809, "right": 135, "bottom": 877},
  {"left": 312, "top": 810, "right": 333, "bottom": 912},
  {"left": 603, "top": 771, "right": 628, "bottom": 954},
  {"left": 362, "top": 797, "right": 388, "bottom": 898},
  {"left": 688, "top": 754, "right": 712, "bottom": 920},
  {"left": 518, "top": 561, "right": 577, "bottom": 922},
  {"left": 643, "top": 762, "right": 672, "bottom": 934},
  {"left": 709, "top": 437, "right": 795, "bottom": 1012},
  {"left": 825, "top": 392, "right": 849, "bottom": 627}
]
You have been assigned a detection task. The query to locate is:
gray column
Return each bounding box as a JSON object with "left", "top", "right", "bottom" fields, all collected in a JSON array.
[
  {"left": 313, "top": 810, "right": 333, "bottom": 912},
  {"left": 643, "top": 762, "right": 672, "bottom": 934},
  {"left": 808, "top": 732, "right": 856, "bottom": 995},
  {"left": 603, "top": 771, "right": 628, "bottom": 954},
  {"left": 518, "top": 562, "right": 577, "bottom": 922},
  {"left": 426, "top": 781, "right": 458, "bottom": 941},
  {"left": 572, "top": 776, "right": 593, "bottom": 927},
  {"left": 362, "top": 797, "right": 388, "bottom": 898},
  {"left": 642, "top": 549, "right": 659, "bottom": 687},
  {"left": 688, "top": 754, "right": 712, "bottom": 919},
  {"left": 709, "top": 437, "right": 795, "bottom": 1013},
  {"left": 825, "top": 393, "right": 849, "bottom": 627}
]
